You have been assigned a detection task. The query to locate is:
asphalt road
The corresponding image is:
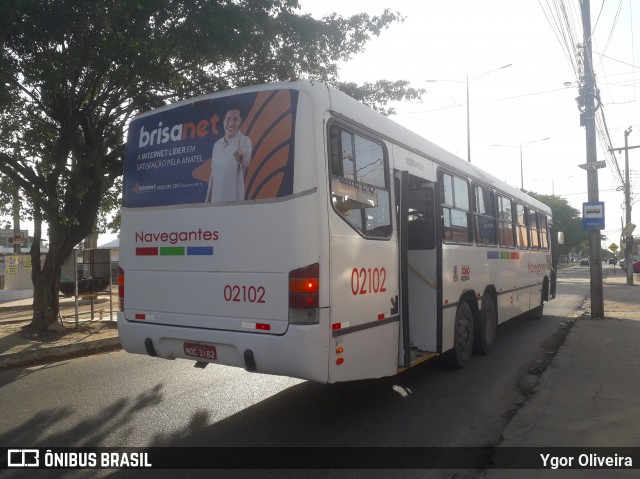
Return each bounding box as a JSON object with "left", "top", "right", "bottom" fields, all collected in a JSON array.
[{"left": 1, "top": 266, "right": 590, "bottom": 479}]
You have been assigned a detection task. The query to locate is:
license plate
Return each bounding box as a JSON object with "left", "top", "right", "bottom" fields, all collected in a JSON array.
[{"left": 183, "top": 342, "right": 217, "bottom": 360}]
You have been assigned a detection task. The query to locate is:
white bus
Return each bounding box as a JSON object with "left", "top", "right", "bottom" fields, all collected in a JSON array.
[{"left": 118, "top": 80, "right": 559, "bottom": 383}]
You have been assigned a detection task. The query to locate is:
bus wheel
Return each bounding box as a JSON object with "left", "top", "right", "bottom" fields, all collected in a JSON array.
[
  {"left": 474, "top": 294, "right": 497, "bottom": 355},
  {"left": 448, "top": 302, "right": 474, "bottom": 368}
]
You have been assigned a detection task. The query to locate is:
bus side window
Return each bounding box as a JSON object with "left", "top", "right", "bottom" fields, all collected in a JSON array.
[
  {"left": 473, "top": 185, "right": 497, "bottom": 246},
  {"left": 329, "top": 127, "right": 344, "bottom": 177},
  {"left": 528, "top": 209, "right": 541, "bottom": 250},
  {"left": 540, "top": 214, "right": 549, "bottom": 250},
  {"left": 329, "top": 124, "right": 391, "bottom": 239},
  {"left": 515, "top": 202, "right": 529, "bottom": 249},
  {"left": 498, "top": 195, "right": 515, "bottom": 247},
  {"left": 440, "top": 172, "right": 471, "bottom": 244}
]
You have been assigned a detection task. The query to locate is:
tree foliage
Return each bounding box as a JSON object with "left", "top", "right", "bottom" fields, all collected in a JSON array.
[{"left": 0, "top": 0, "right": 423, "bottom": 330}]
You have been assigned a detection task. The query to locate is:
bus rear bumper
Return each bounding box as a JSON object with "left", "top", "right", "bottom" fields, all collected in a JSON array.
[{"left": 117, "top": 312, "right": 330, "bottom": 382}]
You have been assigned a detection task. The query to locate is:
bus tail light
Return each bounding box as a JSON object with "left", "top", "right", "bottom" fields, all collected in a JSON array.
[
  {"left": 118, "top": 267, "right": 125, "bottom": 311},
  {"left": 289, "top": 263, "right": 319, "bottom": 324}
]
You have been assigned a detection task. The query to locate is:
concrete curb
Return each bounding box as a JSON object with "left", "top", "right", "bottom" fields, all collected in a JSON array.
[{"left": 0, "top": 337, "right": 122, "bottom": 369}]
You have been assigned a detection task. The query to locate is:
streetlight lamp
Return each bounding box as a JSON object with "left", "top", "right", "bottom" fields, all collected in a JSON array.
[
  {"left": 492, "top": 137, "right": 550, "bottom": 190},
  {"left": 427, "top": 63, "right": 512, "bottom": 163}
]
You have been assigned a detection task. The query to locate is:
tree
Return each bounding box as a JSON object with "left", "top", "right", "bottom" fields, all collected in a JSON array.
[
  {"left": 526, "top": 191, "right": 588, "bottom": 260},
  {"left": 0, "top": 0, "right": 423, "bottom": 331}
]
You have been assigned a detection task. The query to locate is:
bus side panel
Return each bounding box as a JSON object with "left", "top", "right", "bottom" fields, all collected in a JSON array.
[
  {"left": 513, "top": 250, "right": 532, "bottom": 318},
  {"left": 440, "top": 243, "right": 481, "bottom": 352},
  {"left": 497, "top": 250, "right": 518, "bottom": 323},
  {"left": 329, "top": 322, "right": 400, "bottom": 382},
  {"left": 441, "top": 307, "right": 456, "bottom": 354},
  {"left": 328, "top": 230, "right": 400, "bottom": 381},
  {"left": 267, "top": 309, "right": 331, "bottom": 382},
  {"left": 528, "top": 249, "right": 552, "bottom": 308}
]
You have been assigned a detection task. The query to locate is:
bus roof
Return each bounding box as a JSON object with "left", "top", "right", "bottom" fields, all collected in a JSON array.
[{"left": 132, "top": 78, "right": 552, "bottom": 216}]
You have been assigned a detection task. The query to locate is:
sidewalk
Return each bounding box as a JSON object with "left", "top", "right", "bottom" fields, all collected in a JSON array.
[
  {"left": 0, "top": 292, "right": 121, "bottom": 368},
  {"left": 487, "top": 271, "right": 640, "bottom": 476},
  {"left": 498, "top": 272, "right": 640, "bottom": 446}
]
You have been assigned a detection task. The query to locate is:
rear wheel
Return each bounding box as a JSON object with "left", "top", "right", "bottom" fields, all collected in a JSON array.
[
  {"left": 474, "top": 294, "right": 497, "bottom": 354},
  {"left": 447, "top": 302, "right": 474, "bottom": 368}
]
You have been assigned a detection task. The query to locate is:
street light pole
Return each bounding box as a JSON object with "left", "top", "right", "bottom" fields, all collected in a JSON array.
[
  {"left": 428, "top": 63, "right": 512, "bottom": 163},
  {"left": 466, "top": 75, "right": 471, "bottom": 163},
  {"left": 493, "top": 137, "right": 549, "bottom": 190},
  {"left": 520, "top": 143, "right": 523, "bottom": 190}
]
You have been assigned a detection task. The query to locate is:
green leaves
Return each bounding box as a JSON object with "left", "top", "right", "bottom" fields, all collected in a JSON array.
[{"left": 0, "top": 0, "right": 420, "bottom": 327}]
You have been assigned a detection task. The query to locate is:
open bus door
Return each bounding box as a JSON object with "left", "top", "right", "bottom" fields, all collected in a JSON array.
[{"left": 395, "top": 170, "right": 440, "bottom": 370}]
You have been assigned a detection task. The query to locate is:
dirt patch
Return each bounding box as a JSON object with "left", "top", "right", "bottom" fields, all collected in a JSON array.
[{"left": 19, "top": 320, "right": 118, "bottom": 343}]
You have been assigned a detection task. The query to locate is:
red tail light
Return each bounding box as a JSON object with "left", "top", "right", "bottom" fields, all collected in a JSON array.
[
  {"left": 289, "top": 263, "right": 319, "bottom": 309},
  {"left": 118, "top": 267, "right": 124, "bottom": 311}
]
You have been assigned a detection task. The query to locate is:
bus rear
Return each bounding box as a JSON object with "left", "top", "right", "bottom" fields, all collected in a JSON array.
[{"left": 117, "top": 82, "right": 333, "bottom": 382}]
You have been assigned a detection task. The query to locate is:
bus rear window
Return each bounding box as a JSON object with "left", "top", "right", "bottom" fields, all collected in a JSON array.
[{"left": 329, "top": 125, "right": 391, "bottom": 239}]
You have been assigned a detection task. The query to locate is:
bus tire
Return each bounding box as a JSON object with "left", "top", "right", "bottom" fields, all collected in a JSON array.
[
  {"left": 447, "top": 302, "right": 474, "bottom": 368},
  {"left": 474, "top": 294, "right": 497, "bottom": 355}
]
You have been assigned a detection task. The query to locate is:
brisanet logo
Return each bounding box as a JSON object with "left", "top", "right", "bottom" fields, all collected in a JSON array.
[{"left": 138, "top": 115, "right": 221, "bottom": 148}]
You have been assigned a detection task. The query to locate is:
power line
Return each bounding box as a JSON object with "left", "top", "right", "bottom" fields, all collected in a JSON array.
[
  {"left": 593, "top": 50, "right": 640, "bottom": 69},
  {"left": 597, "top": 0, "right": 624, "bottom": 67}
]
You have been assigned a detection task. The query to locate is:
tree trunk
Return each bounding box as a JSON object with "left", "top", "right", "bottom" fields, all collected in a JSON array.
[
  {"left": 27, "top": 206, "right": 94, "bottom": 331},
  {"left": 29, "top": 256, "right": 62, "bottom": 331},
  {"left": 27, "top": 214, "right": 65, "bottom": 332}
]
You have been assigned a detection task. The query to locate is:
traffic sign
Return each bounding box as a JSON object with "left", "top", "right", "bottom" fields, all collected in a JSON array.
[
  {"left": 582, "top": 202, "right": 605, "bottom": 230},
  {"left": 623, "top": 223, "right": 636, "bottom": 236},
  {"left": 609, "top": 243, "right": 619, "bottom": 252},
  {"left": 578, "top": 160, "right": 606, "bottom": 171}
]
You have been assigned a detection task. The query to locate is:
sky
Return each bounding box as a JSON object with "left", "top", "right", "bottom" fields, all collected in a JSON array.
[
  {"left": 300, "top": 0, "right": 640, "bottom": 252},
  {"left": 4, "top": 0, "right": 639, "bottom": 252}
]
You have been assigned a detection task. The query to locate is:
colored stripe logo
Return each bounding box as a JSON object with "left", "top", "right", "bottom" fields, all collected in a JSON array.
[
  {"left": 487, "top": 251, "right": 520, "bottom": 260},
  {"left": 136, "top": 246, "right": 214, "bottom": 256}
]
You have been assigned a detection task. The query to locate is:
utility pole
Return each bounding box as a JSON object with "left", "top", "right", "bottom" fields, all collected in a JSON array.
[
  {"left": 611, "top": 127, "right": 638, "bottom": 286},
  {"left": 580, "top": 0, "right": 604, "bottom": 318}
]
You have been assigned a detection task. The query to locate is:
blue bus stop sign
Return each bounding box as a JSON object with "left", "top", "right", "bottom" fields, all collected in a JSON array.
[{"left": 582, "top": 202, "right": 605, "bottom": 230}]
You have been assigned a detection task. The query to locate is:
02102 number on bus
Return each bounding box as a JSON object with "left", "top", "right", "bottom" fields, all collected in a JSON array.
[
  {"left": 223, "top": 285, "right": 266, "bottom": 303},
  {"left": 351, "top": 267, "right": 387, "bottom": 295}
]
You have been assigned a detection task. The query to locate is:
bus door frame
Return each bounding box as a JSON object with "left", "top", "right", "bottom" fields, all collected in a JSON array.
[
  {"left": 395, "top": 170, "right": 442, "bottom": 369},
  {"left": 395, "top": 170, "right": 411, "bottom": 369}
]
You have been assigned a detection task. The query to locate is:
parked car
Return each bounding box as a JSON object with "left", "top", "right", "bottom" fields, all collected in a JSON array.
[
  {"left": 580, "top": 259, "right": 590, "bottom": 266},
  {"left": 620, "top": 259, "right": 640, "bottom": 272}
]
